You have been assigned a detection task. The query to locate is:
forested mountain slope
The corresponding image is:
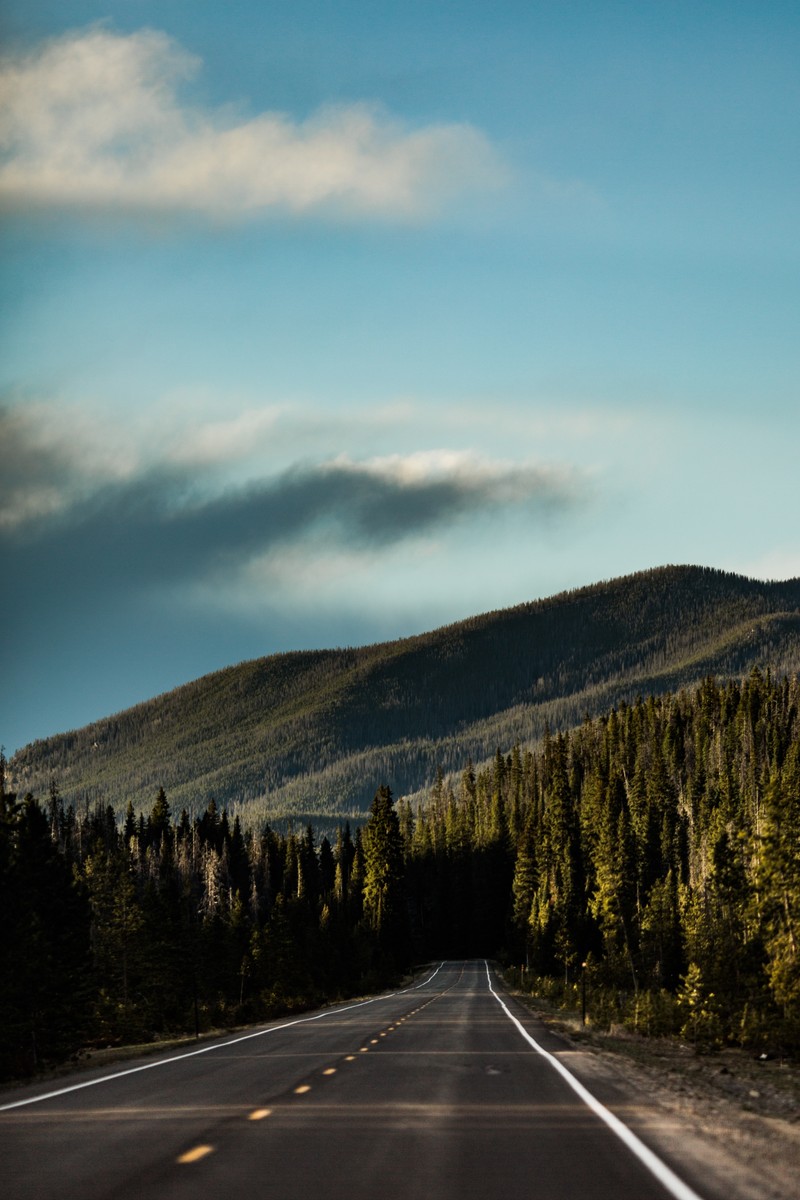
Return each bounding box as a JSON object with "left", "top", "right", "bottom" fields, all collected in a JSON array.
[{"left": 9, "top": 565, "right": 800, "bottom": 824}]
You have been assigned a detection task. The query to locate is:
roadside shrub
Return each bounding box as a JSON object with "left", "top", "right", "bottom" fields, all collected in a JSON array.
[
  {"left": 624, "top": 989, "right": 680, "bottom": 1037},
  {"left": 677, "top": 963, "right": 723, "bottom": 1053}
]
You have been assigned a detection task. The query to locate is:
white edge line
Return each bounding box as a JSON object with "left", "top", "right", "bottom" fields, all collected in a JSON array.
[
  {"left": 0, "top": 962, "right": 445, "bottom": 1112},
  {"left": 484, "top": 961, "right": 706, "bottom": 1200},
  {"left": 416, "top": 961, "right": 443, "bottom": 988}
]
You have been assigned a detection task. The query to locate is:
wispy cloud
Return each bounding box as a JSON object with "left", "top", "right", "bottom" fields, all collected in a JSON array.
[
  {"left": 1, "top": 399, "right": 586, "bottom": 618},
  {"left": 168, "top": 406, "right": 287, "bottom": 467},
  {"left": 0, "top": 26, "right": 505, "bottom": 220},
  {"left": 0, "top": 401, "right": 141, "bottom": 529},
  {"left": 0, "top": 398, "right": 591, "bottom": 535}
]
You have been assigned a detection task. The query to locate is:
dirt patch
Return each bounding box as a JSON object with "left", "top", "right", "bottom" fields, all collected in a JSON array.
[{"left": 512, "top": 992, "right": 800, "bottom": 1200}]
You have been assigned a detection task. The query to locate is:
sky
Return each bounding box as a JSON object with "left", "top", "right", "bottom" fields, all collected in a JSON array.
[{"left": 1, "top": 1, "right": 799, "bottom": 755}]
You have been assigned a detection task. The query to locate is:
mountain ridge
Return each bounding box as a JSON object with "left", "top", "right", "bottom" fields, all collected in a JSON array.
[{"left": 9, "top": 564, "right": 800, "bottom": 824}]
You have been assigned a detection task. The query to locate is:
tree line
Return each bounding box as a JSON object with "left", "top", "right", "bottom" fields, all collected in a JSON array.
[
  {"left": 1, "top": 668, "right": 798, "bottom": 1077},
  {"left": 0, "top": 758, "right": 414, "bottom": 1078}
]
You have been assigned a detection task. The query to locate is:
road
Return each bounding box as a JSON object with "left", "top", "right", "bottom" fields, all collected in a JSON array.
[{"left": 1, "top": 961, "right": 715, "bottom": 1200}]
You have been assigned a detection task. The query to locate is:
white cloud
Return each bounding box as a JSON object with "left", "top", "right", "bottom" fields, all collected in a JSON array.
[
  {"left": 0, "top": 27, "right": 505, "bottom": 220},
  {"left": 169, "top": 406, "right": 286, "bottom": 466}
]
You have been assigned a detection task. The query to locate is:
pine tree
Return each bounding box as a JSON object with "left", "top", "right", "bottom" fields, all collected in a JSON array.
[
  {"left": 319, "top": 837, "right": 335, "bottom": 902},
  {"left": 757, "top": 752, "right": 800, "bottom": 1029},
  {"left": 1, "top": 794, "right": 91, "bottom": 1074},
  {"left": 148, "top": 788, "right": 171, "bottom": 850},
  {"left": 511, "top": 812, "right": 537, "bottom": 963},
  {"left": 362, "top": 786, "right": 407, "bottom": 963}
]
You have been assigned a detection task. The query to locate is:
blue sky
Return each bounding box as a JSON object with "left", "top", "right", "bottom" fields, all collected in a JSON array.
[{"left": 1, "top": 1, "right": 799, "bottom": 754}]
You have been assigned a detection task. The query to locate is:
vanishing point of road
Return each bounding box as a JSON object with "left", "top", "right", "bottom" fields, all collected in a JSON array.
[{"left": 1, "top": 961, "right": 718, "bottom": 1200}]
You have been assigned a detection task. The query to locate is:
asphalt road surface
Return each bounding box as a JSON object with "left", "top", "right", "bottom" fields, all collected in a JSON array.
[{"left": 1, "top": 961, "right": 717, "bottom": 1200}]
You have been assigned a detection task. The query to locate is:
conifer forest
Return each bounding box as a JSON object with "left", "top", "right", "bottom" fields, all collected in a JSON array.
[{"left": 2, "top": 669, "right": 799, "bottom": 1079}]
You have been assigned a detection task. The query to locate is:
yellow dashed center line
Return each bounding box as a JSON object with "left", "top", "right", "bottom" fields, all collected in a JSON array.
[
  {"left": 177, "top": 1145, "right": 214, "bottom": 1164},
  {"left": 345, "top": 1055, "right": 356, "bottom": 1062},
  {"left": 322, "top": 1067, "right": 337, "bottom": 1076},
  {"left": 294, "top": 1084, "right": 311, "bottom": 1095},
  {"left": 359, "top": 1047, "right": 369, "bottom": 1053},
  {"left": 248, "top": 1109, "right": 271, "bottom": 1121}
]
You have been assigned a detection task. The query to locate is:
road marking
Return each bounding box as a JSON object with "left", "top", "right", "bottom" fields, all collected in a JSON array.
[
  {"left": 483, "top": 962, "right": 706, "bottom": 1200},
  {"left": 294, "top": 1084, "right": 311, "bottom": 1095},
  {"left": 345, "top": 1055, "right": 356, "bottom": 1062},
  {"left": 415, "top": 962, "right": 443, "bottom": 988},
  {"left": 0, "top": 963, "right": 446, "bottom": 1112},
  {"left": 322, "top": 1068, "right": 337, "bottom": 1076},
  {"left": 177, "top": 1145, "right": 214, "bottom": 1164},
  {"left": 248, "top": 1108, "right": 271, "bottom": 1121}
]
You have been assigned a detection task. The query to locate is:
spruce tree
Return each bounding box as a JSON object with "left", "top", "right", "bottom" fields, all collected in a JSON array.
[{"left": 362, "top": 786, "right": 407, "bottom": 964}]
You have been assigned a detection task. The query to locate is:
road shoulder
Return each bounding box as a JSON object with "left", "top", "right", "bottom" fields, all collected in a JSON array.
[{"left": 505, "top": 988, "right": 800, "bottom": 1200}]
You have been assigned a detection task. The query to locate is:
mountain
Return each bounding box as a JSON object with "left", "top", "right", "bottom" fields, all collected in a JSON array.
[{"left": 9, "top": 565, "right": 800, "bottom": 827}]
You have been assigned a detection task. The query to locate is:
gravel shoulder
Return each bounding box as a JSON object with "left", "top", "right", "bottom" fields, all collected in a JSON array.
[{"left": 510, "top": 990, "right": 800, "bottom": 1200}]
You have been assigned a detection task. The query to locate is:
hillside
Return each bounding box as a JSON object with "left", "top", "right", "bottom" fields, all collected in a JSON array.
[{"left": 9, "top": 565, "right": 800, "bottom": 825}]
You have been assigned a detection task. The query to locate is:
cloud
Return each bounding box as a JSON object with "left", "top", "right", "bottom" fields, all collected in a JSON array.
[
  {"left": 0, "top": 401, "right": 143, "bottom": 530},
  {"left": 1, "top": 399, "right": 585, "bottom": 622},
  {"left": 0, "top": 398, "right": 589, "bottom": 533},
  {"left": 0, "top": 27, "right": 505, "bottom": 220},
  {"left": 5, "top": 451, "right": 581, "bottom": 578},
  {"left": 168, "top": 406, "right": 286, "bottom": 467},
  {"left": 336, "top": 449, "right": 575, "bottom": 511},
  {"left": 0, "top": 405, "right": 77, "bottom": 528}
]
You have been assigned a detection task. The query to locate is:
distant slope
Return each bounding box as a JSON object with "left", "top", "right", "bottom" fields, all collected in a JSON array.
[{"left": 9, "top": 565, "right": 800, "bottom": 825}]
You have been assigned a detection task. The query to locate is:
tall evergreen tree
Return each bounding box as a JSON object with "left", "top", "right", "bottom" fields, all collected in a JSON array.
[
  {"left": 0, "top": 790, "right": 91, "bottom": 1074},
  {"left": 362, "top": 786, "right": 408, "bottom": 964}
]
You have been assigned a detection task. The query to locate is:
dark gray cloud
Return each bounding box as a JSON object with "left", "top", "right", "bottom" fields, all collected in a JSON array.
[{"left": 3, "top": 452, "right": 580, "bottom": 603}]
